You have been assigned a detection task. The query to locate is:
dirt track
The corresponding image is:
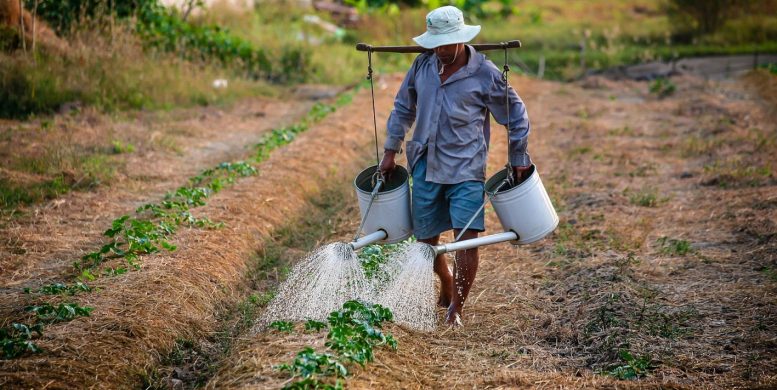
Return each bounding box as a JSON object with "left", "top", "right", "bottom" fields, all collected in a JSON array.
[{"left": 1, "top": 71, "right": 775, "bottom": 389}]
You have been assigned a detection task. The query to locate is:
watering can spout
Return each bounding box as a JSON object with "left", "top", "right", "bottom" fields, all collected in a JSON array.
[
  {"left": 433, "top": 231, "right": 519, "bottom": 256},
  {"left": 349, "top": 230, "right": 388, "bottom": 251}
]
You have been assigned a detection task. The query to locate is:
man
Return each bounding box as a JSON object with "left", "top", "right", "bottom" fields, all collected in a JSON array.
[{"left": 379, "top": 5, "right": 532, "bottom": 327}]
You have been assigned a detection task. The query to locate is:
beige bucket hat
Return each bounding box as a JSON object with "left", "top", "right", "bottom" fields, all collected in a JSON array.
[{"left": 413, "top": 6, "right": 481, "bottom": 49}]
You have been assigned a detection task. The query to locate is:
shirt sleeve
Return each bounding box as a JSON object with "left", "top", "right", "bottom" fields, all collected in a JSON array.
[
  {"left": 486, "top": 69, "right": 532, "bottom": 167},
  {"left": 384, "top": 55, "right": 421, "bottom": 152}
]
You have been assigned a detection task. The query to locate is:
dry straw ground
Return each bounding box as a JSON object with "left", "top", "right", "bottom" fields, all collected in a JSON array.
[
  {"left": 210, "top": 74, "right": 776, "bottom": 389},
  {"left": 0, "top": 80, "right": 393, "bottom": 388},
  {"left": 1, "top": 69, "right": 775, "bottom": 389}
]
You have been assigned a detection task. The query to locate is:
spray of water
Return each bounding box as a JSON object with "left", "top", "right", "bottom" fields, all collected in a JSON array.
[
  {"left": 376, "top": 243, "right": 437, "bottom": 332},
  {"left": 258, "top": 242, "right": 371, "bottom": 328},
  {"left": 258, "top": 241, "right": 438, "bottom": 332}
]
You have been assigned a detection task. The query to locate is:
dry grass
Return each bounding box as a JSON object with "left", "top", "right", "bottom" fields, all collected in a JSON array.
[
  {"left": 207, "top": 73, "right": 776, "bottom": 389},
  {"left": 0, "top": 79, "right": 398, "bottom": 388}
]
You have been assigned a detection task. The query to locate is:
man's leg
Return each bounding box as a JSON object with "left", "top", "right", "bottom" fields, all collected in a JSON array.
[
  {"left": 418, "top": 235, "right": 453, "bottom": 307},
  {"left": 446, "top": 229, "right": 479, "bottom": 325}
]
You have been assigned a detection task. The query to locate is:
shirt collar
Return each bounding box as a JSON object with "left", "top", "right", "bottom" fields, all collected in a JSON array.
[{"left": 434, "top": 45, "right": 483, "bottom": 85}]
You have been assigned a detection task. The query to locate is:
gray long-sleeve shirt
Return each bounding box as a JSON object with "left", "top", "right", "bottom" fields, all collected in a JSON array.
[{"left": 384, "top": 45, "right": 531, "bottom": 184}]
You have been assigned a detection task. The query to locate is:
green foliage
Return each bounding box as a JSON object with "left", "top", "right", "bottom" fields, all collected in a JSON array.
[
  {"left": 345, "top": 0, "right": 511, "bottom": 18},
  {"left": 270, "top": 321, "right": 295, "bottom": 333},
  {"left": 25, "top": 0, "right": 158, "bottom": 34},
  {"left": 275, "top": 301, "right": 396, "bottom": 388},
  {"left": 254, "top": 95, "right": 353, "bottom": 162},
  {"left": 23, "top": 282, "right": 92, "bottom": 295},
  {"left": 0, "top": 176, "right": 71, "bottom": 210},
  {"left": 358, "top": 245, "right": 389, "bottom": 278},
  {"left": 111, "top": 140, "right": 136, "bottom": 154},
  {"left": 305, "top": 320, "right": 328, "bottom": 332},
  {"left": 605, "top": 349, "right": 653, "bottom": 380},
  {"left": 79, "top": 161, "right": 255, "bottom": 272},
  {"left": 649, "top": 78, "right": 677, "bottom": 98},
  {"left": 255, "top": 124, "right": 308, "bottom": 162},
  {"left": 0, "top": 323, "right": 43, "bottom": 359},
  {"left": 760, "top": 63, "right": 777, "bottom": 75},
  {"left": 25, "top": 302, "right": 94, "bottom": 323},
  {"left": 628, "top": 188, "right": 661, "bottom": 208},
  {"left": 656, "top": 236, "right": 693, "bottom": 256},
  {"left": 358, "top": 238, "right": 414, "bottom": 278},
  {"left": 664, "top": 0, "right": 739, "bottom": 35}
]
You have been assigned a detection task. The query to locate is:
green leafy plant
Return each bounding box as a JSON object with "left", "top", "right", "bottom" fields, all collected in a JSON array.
[
  {"left": 656, "top": 236, "right": 693, "bottom": 256},
  {"left": 605, "top": 349, "right": 653, "bottom": 380},
  {"left": 1, "top": 323, "right": 43, "bottom": 359},
  {"left": 269, "top": 321, "right": 295, "bottom": 333},
  {"left": 649, "top": 78, "right": 676, "bottom": 98},
  {"left": 23, "top": 282, "right": 92, "bottom": 295},
  {"left": 628, "top": 188, "right": 662, "bottom": 208},
  {"left": 275, "top": 301, "right": 396, "bottom": 388},
  {"left": 78, "top": 161, "right": 256, "bottom": 272},
  {"left": 358, "top": 238, "right": 414, "bottom": 278},
  {"left": 25, "top": 303, "right": 94, "bottom": 323},
  {"left": 305, "top": 320, "right": 328, "bottom": 332}
]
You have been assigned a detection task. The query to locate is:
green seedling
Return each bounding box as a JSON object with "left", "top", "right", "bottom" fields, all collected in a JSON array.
[
  {"left": 275, "top": 301, "right": 396, "bottom": 388},
  {"left": 605, "top": 349, "right": 653, "bottom": 380},
  {"left": 269, "top": 321, "right": 295, "bottom": 333},
  {"left": 25, "top": 303, "right": 93, "bottom": 323},
  {"left": 656, "top": 236, "right": 693, "bottom": 256},
  {"left": 305, "top": 320, "right": 328, "bottom": 332},
  {"left": 0, "top": 323, "right": 43, "bottom": 359},
  {"left": 649, "top": 78, "right": 676, "bottom": 98},
  {"left": 23, "top": 282, "right": 92, "bottom": 295}
]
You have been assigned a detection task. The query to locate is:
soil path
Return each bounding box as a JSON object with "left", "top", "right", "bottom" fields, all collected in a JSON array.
[
  {"left": 211, "top": 74, "right": 776, "bottom": 388},
  {"left": 0, "top": 96, "right": 319, "bottom": 286}
]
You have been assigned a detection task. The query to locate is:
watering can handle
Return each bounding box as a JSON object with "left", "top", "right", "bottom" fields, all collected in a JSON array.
[
  {"left": 352, "top": 178, "right": 384, "bottom": 242},
  {"left": 453, "top": 178, "right": 511, "bottom": 242}
]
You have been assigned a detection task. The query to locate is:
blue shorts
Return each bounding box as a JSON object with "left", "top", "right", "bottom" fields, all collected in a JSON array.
[{"left": 411, "top": 157, "right": 485, "bottom": 240}]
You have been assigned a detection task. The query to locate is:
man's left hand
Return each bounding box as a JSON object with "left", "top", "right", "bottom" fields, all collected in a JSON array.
[{"left": 512, "top": 165, "right": 532, "bottom": 184}]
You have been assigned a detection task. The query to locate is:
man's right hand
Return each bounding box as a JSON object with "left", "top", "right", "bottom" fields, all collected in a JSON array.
[{"left": 379, "top": 150, "right": 397, "bottom": 177}]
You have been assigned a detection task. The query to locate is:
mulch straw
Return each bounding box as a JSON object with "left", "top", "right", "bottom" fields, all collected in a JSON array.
[
  {"left": 205, "top": 74, "right": 776, "bottom": 389},
  {"left": 0, "top": 76, "right": 400, "bottom": 389}
]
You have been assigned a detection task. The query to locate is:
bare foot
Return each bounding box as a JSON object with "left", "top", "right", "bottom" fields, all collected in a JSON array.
[
  {"left": 445, "top": 304, "right": 463, "bottom": 327},
  {"left": 437, "top": 293, "right": 451, "bottom": 308}
]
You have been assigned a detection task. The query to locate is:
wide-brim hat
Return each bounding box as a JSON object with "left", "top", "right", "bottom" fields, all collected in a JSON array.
[{"left": 413, "top": 6, "right": 481, "bottom": 49}]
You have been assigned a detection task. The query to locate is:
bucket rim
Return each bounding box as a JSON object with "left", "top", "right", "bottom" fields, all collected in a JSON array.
[
  {"left": 485, "top": 164, "right": 538, "bottom": 195},
  {"left": 354, "top": 165, "right": 409, "bottom": 195}
]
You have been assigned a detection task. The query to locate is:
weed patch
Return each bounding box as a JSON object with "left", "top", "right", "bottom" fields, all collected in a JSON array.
[
  {"left": 656, "top": 236, "right": 693, "bottom": 256},
  {"left": 603, "top": 349, "right": 654, "bottom": 380},
  {"left": 649, "top": 78, "right": 676, "bottom": 98},
  {"left": 627, "top": 187, "right": 665, "bottom": 207}
]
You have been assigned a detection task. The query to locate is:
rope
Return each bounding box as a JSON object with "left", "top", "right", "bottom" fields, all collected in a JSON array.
[
  {"left": 367, "top": 50, "right": 380, "bottom": 169},
  {"left": 502, "top": 44, "right": 514, "bottom": 187}
]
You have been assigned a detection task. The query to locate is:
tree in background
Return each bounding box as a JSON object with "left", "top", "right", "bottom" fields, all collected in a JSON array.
[{"left": 665, "top": 0, "right": 738, "bottom": 35}]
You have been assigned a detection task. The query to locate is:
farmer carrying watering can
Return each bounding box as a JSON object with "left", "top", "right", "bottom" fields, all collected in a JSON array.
[{"left": 379, "top": 5, "right": 533, "bottom": 327}]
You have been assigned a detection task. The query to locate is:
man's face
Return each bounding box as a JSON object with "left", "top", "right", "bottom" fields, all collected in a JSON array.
[{"left": 434, "top": 43, "right": 462, "bottom": 64}]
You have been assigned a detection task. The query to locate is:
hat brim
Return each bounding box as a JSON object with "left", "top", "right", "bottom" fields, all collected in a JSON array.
[{"left": 412, "top": 25, "right": 481, "bottom": 49}]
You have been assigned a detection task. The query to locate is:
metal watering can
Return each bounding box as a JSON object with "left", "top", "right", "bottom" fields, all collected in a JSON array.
[
  {"left": 351, "top": 165, "right": 413, "bottom": 250},
  {"left": 348, "top": 164, "right": 558, "bottom": 254}
]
